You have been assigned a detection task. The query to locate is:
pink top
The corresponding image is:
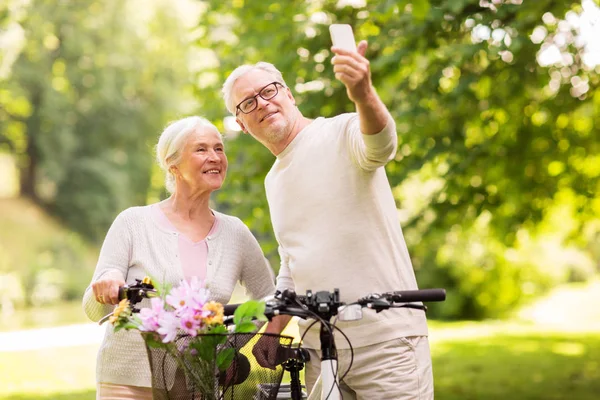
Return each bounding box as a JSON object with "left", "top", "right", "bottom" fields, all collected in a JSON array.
[{"left": 150, "top": 204, "right": 219, "bottom": 282}]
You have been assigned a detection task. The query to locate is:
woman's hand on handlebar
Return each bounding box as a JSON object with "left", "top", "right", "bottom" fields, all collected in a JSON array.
[{"left": 92, "top": 272, "right": 125, "bottom": 305}]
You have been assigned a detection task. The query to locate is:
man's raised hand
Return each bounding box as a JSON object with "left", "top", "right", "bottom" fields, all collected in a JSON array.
[{"left": 331, "top": 40, "right": 375, "bottom": 105}]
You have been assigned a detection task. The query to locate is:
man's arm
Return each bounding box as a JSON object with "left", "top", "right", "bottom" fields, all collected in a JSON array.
[
  {"left": 253, "top": 246, "right": 294, "bottom": 368},
  {"left": 263, "top": 315, "right": 292, "bottom": 335},
  {"left": 331, "top": 40, "right": 390, "bottom": 135},
  {"left": 263, "top": 246, "right": 294, "bottom": 335}
]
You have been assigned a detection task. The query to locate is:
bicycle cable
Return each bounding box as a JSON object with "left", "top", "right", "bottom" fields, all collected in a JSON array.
[
  {"left": 291, "top": 295, "right": 346, "bottom": 400},
  {"left": 330, "top": 314, "right": 355, "bottom": 384}
]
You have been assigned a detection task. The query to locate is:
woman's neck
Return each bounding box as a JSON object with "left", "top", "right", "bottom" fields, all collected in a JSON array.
[{"left": 162, "top": 190, "right": 213, "bottom": 222}]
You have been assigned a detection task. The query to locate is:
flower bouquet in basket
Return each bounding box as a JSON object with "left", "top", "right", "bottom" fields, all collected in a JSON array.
[{"left": 109, "top": 276, "right": 269, "bottom": 400}]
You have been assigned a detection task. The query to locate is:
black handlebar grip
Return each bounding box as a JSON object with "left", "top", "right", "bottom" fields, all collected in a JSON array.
[
  {"left": 223, "top": 303, "right": 241, "bottom": 316},
  {"left": 390, "top": 289, "right": 446, "bottom": 303},
  {"left": 118, "top": 286, "right": 127, "bottom": 301}
]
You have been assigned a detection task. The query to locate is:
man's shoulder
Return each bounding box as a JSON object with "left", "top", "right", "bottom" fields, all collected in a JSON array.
[
  {"left": 299, "top": 113, "right": 357, "bottom": 140},
  {"left": 318, "top": 112, "right": 357, "bottom": 126}
]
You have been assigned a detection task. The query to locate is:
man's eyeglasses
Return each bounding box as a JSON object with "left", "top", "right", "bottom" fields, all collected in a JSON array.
[{"left": 236, "top": 82, "right": 284, "bottom": 115}]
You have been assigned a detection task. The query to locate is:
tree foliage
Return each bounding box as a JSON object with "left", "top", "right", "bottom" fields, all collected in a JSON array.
[
  {"left": 195, "top": 0, "right": 600, "bottom": 318},
  {"left": 0, "top": 0, "right": 192, "bottom": 240}
]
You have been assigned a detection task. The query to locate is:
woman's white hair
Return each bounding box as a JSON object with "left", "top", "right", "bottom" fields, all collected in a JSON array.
[
  {"left": 155, "top": 116, "right": 218, "bottom": 194},
  {"left": 222, "top": 62, "right": 288, "bottom": 114}
]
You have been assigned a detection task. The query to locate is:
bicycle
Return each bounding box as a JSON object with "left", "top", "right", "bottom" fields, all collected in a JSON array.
[
  {"left": 237, "top": 287, "right": 446, "bottom": 400},
  {"left": 105, "top": 280, "right": 446, "bottom": 400}
]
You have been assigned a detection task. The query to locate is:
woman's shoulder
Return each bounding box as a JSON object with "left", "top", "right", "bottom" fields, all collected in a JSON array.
[
  {"left": 112, "top": 205, "right": 153, "bottom": 227},
  {"left": 212, "top": 211, "right": 259, "bottom": 242},
  {"left": 211, "top": 211, "right": 263, "bottom": 255},
  {"left": 212, "top": 210, "right": 246, "bottom": 231},
  {"left": 117, "top": 204, "right": 151, "bottom": 218}
]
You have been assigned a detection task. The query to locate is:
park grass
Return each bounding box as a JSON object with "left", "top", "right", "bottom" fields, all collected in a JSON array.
[
  {"left": 433, "top": 329, "right": 600, "bottom": 400},
  {"left": 1, "top": 321, "right": 599, "bottom": 400}
]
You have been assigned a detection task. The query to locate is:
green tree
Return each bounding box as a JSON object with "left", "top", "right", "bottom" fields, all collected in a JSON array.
[
  {"left": 0, "top": 0, "right": 196, "bottom": 305},
  {"left": 195, "top": 0, "right": 599, "bottom": 318},
  {"left": 0, "top": 0, "right": 193, "bottom": 241}
]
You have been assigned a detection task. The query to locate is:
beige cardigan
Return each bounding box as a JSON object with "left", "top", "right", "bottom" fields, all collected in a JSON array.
[{"left": 82, "top": 205, "right": 275, "bottom": 387}]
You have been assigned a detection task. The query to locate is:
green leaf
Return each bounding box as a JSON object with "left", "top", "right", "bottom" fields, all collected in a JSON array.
[
  {"left": 194, "top": 339, "right": 216, "bottom": 361},
  {"left": 233, "top": 299, "right": 265, "bottom": 325},
  {"left": 216, "top": 348, "right": 235, "bottom": 371},
  {"left": 121, "top": 321, "right": 141, "bottom": 330},
  {"left": 143, "top": 334, "right": 164, "bottom": 349},
  {"left": 235, "top": 321, "right": 259, "bottom": 333},
  {"left": 207, "top": 324, "right": 228, "bottom": 335}
]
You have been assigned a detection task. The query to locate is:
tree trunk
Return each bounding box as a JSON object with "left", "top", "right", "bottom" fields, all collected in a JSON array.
[{"left": 20, "top": 89, "right": 42, "bottom": 204}]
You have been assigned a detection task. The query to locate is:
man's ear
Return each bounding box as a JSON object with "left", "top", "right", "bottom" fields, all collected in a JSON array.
[
  {"left": 236, "top": 117, "right": 249, "bottom": 134},
  {"left": 286, "top": 87, "right": 296, "bottom": 105}
]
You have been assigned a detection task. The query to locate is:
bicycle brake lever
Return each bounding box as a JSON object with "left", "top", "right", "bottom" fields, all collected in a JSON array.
[
  {"left": 367, "top": 299, "right": 392, "bottom": 313},
  {"left": 98, "top": 312, "right": 112, "bottom": 325}
]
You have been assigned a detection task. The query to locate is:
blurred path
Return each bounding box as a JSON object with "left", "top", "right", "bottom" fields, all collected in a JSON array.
[
  {"left": 517, "top": 279, "right": 600, "bottom": 328},
  {"left": 0, "top": 322, "right": 105, "bottom": 352},
  {"left": 428, "top": 279, "right": 600, "bottom": 343}
]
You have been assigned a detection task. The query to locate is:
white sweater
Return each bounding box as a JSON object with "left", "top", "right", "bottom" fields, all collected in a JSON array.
[
  {"left": 82, "top": 205, "right": 275, "bottom": 387},
  {"left": 266, "top": 113, "right": 428, "bottom": 349}
]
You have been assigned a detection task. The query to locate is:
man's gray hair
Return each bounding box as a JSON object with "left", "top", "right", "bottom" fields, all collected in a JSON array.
[
  {"left": 155, "top": 116, "right": 218, "bottom": 194},
  {"left": 222, "top": 62, "right": 288, "bottom": 115}
]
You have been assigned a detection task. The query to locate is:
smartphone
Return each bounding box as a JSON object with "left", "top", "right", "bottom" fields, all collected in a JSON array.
[{"left": 329, "top": 24, "right": 357, "bottom": 52}]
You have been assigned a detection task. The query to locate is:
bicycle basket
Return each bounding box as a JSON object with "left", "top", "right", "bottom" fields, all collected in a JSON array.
[{"left": 144, "top": 332, "right": 293, "bottom": 400}]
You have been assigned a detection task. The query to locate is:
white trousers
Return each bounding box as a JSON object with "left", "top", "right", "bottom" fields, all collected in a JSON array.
[{"left": 305, "top": 336, "right": 434, "bottom": 400}]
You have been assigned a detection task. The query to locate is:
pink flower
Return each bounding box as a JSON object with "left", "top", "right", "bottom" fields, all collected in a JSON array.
[
  {"left": 178, "top": 308, "right": 203, "bottom": 336},
  {"left": 157, "top": 311, "right": 179, "bottom": 343},
  {"left": 139, "top": 297, "right": 165, "bottom": 332},
  {"left": 166, "top": 277, "right": 209, "bottom": 314}
]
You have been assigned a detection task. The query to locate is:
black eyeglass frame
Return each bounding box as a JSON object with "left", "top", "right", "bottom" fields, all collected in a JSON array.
[{"left": 235, "top": 82, "right": 285, "bottom": 115}]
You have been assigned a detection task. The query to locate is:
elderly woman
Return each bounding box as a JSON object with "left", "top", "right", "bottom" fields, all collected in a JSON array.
[{"left": 83, "top": 116, "right": 275, "bottom": 399}]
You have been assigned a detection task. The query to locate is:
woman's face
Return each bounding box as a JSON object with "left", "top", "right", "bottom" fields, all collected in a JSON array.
[{"left": 173, "top": 125, "right": 228, "bottom": 194}]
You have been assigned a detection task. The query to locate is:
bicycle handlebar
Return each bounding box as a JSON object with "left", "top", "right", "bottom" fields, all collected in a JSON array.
[
  {"left": 223, "top": 287, "right": 446, "bottom": 320},
  {"left": 364, "top": 288, "right": 447, "bottom": 304},
  {"left": 116, "top": 280, "right": 446, "bottom": 320},
  {"left": 117, "top": 279, "right": 158, "bottom": 312}
]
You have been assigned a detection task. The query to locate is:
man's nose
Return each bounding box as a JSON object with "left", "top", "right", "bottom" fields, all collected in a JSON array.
[{"left": 256, "top": 95, "right": 270, "bottom": 109}]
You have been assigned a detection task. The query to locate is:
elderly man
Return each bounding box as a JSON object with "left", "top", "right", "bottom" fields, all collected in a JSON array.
[{"left": 222, "top": 41, "right": 432, "bottom": 399}]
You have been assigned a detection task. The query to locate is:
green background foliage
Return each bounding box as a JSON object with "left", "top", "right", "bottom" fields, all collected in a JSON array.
[
  {"left": 192, "top": 0, "right": 600, "bottom": 318},
  {"left": 0, "top": 1, "right": 599, "bottom": 399},
  {"left": 0, "top": 0, "right": 598, "bottom": 319},
  {"left": 0, "top": 0, "right": 193, "bottom": 240}
]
